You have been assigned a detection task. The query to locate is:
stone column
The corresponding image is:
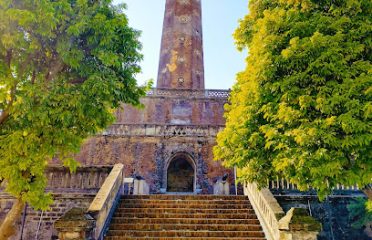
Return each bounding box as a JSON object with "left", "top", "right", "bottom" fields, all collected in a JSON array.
[
  {"left": 133, "top": 179, "right": 150, "bottom": 195},
  {"left": 157, "top": 0, "right": 205, "bottom": 90},
  {"left": 213, "top": 180, "right": 230, "bottom": 195},
  {"left": 54, "top": 208, "right": 95, "bottom": 240}
]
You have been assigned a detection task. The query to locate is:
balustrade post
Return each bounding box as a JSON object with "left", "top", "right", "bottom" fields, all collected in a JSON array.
[
  {"left": 278, "top": 208, "right": 321, "bottom": 240},
  {"left": 54, "top": 208, "right": 95, "bottom": 240}
]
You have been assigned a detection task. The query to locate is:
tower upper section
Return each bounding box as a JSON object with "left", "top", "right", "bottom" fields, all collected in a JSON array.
[{"left": 157, "top": 0, "right": 205, "bottom": 90}]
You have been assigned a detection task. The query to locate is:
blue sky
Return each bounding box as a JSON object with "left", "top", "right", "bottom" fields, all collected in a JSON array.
[{"left": 115, "top": 1, "right": 249, "bottom": 90}]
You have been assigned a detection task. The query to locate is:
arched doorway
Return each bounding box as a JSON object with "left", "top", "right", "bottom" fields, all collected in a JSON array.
[{"left": 166, "top": 154, "right": 195, "bottom": 193}]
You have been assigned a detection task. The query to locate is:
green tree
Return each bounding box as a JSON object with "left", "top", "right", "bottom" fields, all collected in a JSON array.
[
  {"left": 0, "top": 0, "right": 146, "bottom": 238},
  {"left": 348, "top": 198, "right": 372, "bottom": 230},
  {"left": 215, "top": 0, "right": 372, "bottom": 199}
]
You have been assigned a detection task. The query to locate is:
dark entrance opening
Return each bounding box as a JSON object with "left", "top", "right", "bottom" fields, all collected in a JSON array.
[{"left": 167, "top": 156, "right": 194, "bottom": 192}]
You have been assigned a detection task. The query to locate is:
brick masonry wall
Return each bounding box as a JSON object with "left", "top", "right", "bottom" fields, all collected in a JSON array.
[
  {"left": 0, "top": 193, "right": 94, "bottom": 240},
  {"left": 75, "top": 135, "right": 233, "bottom": 193},
  {"left": 157, "top": 0, "right": 205, "bottom": 90},
  {"left": 57, "top": 94, "right": 233, "bottom": 193},
  {"left": 114, "top": 96, "right": 226, "bottom": 125}
]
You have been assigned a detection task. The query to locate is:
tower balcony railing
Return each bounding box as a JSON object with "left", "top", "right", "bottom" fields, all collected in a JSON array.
[
  {"left": 267, "top": 177, "right": 362, "bottom": 192},
  {"left": 101, "top": 123, "right": 225, "bottom": 137},
  {"left": 146, "top": 88, "right": 230, "bottom": 99}
]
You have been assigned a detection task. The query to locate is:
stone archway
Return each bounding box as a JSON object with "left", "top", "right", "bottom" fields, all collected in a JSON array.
[{"left": 166, "top": 154, "right": 195, "bottom": 193}]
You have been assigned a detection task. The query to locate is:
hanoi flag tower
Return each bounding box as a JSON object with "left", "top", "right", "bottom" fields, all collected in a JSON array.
[
  {"left": 158, "top": 0, "right": 205, "bottom": 90},
  {"left": 74, "top": 0, "right": 232, "bottom": 193},
  {"left": 0, "top": 1, "right": 360, "bottom": 239}
]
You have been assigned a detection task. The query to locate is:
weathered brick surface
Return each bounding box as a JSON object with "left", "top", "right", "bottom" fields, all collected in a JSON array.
[
  {"left": 68, "top": 92, "right": 233, "bottom": 193},
  {"left": 157, "top": 0, "right": 204, "bottom": 89},
  {"left": 75, "top": 135, "right": 233, "bottom": 194},
  {"left": 114, "top": 96, "right": 226, "bottom": 125},
  {"left": 0, "top": 193, "right": 94, "bottom": 240}
]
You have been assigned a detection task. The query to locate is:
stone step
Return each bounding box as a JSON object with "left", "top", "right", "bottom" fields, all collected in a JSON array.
[
  {"left": 112, "top": 212, "right": 258, "bottom": 219},
  {"left": 105, "top": 237, "right": 266, "bottom": 240},
  {"left": 114, "top": 208, "right": 256, "bottom": 214},
  {"left": 109, "top": 223, "right": 262, "bottom": 231},
  {"left": 110, "top": 217, "right": 261, "bottom": 225},
  {"left": 105, "top": 195, "right": 265, "bottom": 240},
  {"left": 105, "top": 230, "right": 266, "bottom": 238},
  {"left": 121, "top": 195, "right": 248, "bottom": 200},
  {"left": 120, "top": 199, "right": 251, "bottom": 205},
  {"left": 120, "top": 203, "right": 253, "bottom": 209}
]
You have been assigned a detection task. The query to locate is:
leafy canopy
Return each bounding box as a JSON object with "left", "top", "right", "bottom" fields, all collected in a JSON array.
[
  {"left": 0, "top": 0, "right": 146, "bottom": 209},
  {"left": 348, "top": 198, "right": 372, "bottom": 229},
  {"left": 214, "top": 0, "right": 372, "bottom": 199}
]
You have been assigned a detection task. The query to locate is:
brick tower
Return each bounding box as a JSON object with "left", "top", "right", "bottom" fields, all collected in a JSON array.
[
  {"left": 47, "top": 0, "right": 231, "bottom": 194},
  {"left": 157, "top": 0, "right": 204, "bottom": 90},
  {"left": 70, "top": 0, "right": 231, "bottom": 194},
  {"left": 0, "top": 2, "right": 363, "bottom": 240}
]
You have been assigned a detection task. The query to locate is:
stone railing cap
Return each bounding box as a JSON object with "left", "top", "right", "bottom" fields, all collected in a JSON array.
[
  {"left": 279, "top": 208, "right": 321, "bottom": 232},
  {"left": 87, "top": 164, "right": 124, "bottom": 213},
  {"left": 54, "top": 208, "right": 95, "bottom": 230}
]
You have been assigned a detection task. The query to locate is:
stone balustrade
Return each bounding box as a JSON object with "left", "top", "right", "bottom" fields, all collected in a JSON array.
[
  {"left": 54, "top": 164, "right": 124, "bottom": 240},
  {"left": 146, "top": 88, "right": 230, "bottom": 99},
  {"left": 245, "top": 182, "right": 284, "bottom": 240},
  {"left": 87, "top": 164, "right": 124, "bottom": 240},
  {"left": 278, "top": 208, "right": 321, "bottom": 240},
  {"left": 102, "top": 124, "right": 225, "bottom": 137},
  {"left": 268, "top": 177, "right": 361, "bottom": 191},
  {"left": 244, "top": 182, "right": 321, "bottom": 240},
  {"left": 46, "top": 166, "right": 112, "bottom": 192}
]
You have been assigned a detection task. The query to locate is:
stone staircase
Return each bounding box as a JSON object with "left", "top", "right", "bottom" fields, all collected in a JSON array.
[{"left": 104, "top": 195, "right": 266, "bottom": 240}]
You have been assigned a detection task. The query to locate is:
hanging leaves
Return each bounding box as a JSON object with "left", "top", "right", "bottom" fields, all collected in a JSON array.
[
  {"left": 0, "top": 0, "right": 147, "bottom": 209},
  {"left": 214, "top": 0, "right": 372, "bottom": 200}
]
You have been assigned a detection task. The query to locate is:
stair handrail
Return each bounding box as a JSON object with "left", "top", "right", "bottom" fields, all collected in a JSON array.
[
  {"left": 244, "top": 182, "right": 284, "bottom": 240},
  {"left": 87, "top": 164, "right": 124, "bottom": 240},
  {"left": 244, "top": 181, "right": 321, "bottom": 240}
]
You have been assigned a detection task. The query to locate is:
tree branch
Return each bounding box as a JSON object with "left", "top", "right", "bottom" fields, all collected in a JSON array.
[
  {"left": 0, "top": 111, "right": 9, "bottom": 126},
  {"left": 0, "top": 85, "right": 16, "bottom": 126},
  {"left": 31, "top": 70, "right": 36, "bottom": 84},
  {"left": 18, "top": 53, "right": 37, "bottom": 80},
  {"left": 5, "top": 49, "right": 12, "bottom": 68},
  {"left": 0, "top": 50, "right": 16, "bottom": 126},
  {"left": 45, "top": 54, "right": 65, "bottom": 83}
]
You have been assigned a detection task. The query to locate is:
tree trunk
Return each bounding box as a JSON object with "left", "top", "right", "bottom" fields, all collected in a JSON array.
[
  {"left": 0, "top": 198, "right": 25, "bottom": 240},
  {"left": 364, "top": 190, "right": 372, "bottom": 200}
]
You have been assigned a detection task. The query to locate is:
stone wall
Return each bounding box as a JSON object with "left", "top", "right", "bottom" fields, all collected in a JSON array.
[
  {"left": 58, "top": 91, "right": 234, "bottom": 194},
  {"left": 0, "top": 193, "right": 94, "bottom": 240},
  {"left": 75, "top": 135, "right": 233, "bottom": 193},
  {"left": 0, "top": 167, "right": 110, "bottom": 239},
  {"left": 274, "top": 193, "right": 370, "bottom": 240},
  {"left": 114, "top": 93, "right": 227, "bottom": 125}
]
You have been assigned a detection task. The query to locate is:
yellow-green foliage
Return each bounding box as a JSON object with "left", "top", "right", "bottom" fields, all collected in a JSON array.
[
  {"left": 0, "top": 0, "right": 147, "bottom": 209},
  {"left": 214, "top": 0, "right": 372, "bottom": 199}
]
